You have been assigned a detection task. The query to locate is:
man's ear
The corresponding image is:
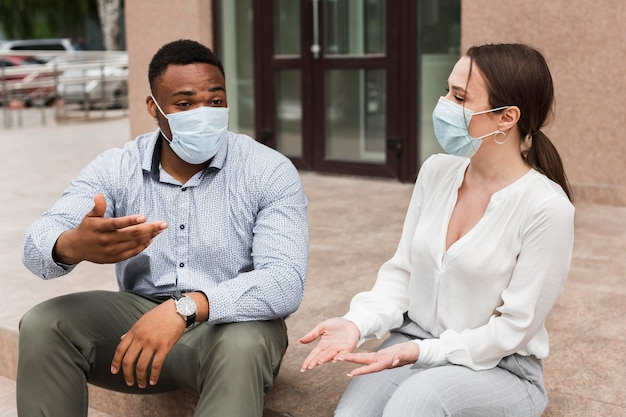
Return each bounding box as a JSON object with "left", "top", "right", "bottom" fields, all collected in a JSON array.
[
  {"left": 499, "top": 105, "right": 521, "bottom": 131},
  {"left": 146, "top": 95, "right": 158, "bottom": 119}
]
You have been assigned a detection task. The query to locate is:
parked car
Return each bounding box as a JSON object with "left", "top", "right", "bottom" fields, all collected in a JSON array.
[
  {"left": 0, "top": 38, "right": 78, "bottom": 63},
  {"left": 54, "top": 53, "right": 128, "bottom": 109},
  {"left": 0, "top": 55, "right": 57, "bottom": 106},
  {"left": 1, "top": 39, "right": 128, "bottom": 110}
]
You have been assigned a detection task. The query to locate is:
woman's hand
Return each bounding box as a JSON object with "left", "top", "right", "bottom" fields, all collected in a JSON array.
[
  {"left": 298, "top": 317, "right": 361, "bottom": 372},
  {"left": 339, "top": 341, "right": 420, "bottom": 377}
]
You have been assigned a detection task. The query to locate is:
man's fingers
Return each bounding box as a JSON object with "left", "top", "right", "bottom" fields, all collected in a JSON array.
[
  {"left": 108, "top": 215, "right": 166, "bottom": 231},
  {"left": 98, "top": 220, "right": 167, "bottom": 249},
  {"left": 111, "top": 214, "right": 147, "bottom": 229},
  {"left": 111, "top": 333, "right": 132, "bottom": 375},
  {"left": 114, "top": 222, "right": 167, "bottom": 251},
  {"left": 148, "top": 353, "right": 166, "bottom": 386},
  {"left": 134, "top": 349, "right": 155, "bottom": 389},
  {"left": 87, "top": 194, "right": 107, "bottom": 218},
  {"left": 120, "top": 219, "right": 168, "bottom": 238},
  {"left": 121, "top": 342, "right": 143, "bottom": 386}
]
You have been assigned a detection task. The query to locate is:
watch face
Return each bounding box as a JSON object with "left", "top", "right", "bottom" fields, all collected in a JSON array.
[{"left": 177, "top": 297, "right": 197, "bottom": 316}]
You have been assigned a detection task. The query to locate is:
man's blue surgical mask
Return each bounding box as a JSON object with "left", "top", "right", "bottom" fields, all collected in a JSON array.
[
  {"left": 151, "top": 95, "right": 229, "bottom": 164},
  {"left": 432, "top": 97, "right": 507, "bottom": 158}
]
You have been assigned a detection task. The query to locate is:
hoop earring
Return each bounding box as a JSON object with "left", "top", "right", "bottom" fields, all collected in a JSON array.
[{"left": 494, "top": 129, "right": 507, "bottom": 145}]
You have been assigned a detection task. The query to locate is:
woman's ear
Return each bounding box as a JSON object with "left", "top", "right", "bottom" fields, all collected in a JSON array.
[{"left": 499, "top": 106, "right": 521, "bottom": 130}]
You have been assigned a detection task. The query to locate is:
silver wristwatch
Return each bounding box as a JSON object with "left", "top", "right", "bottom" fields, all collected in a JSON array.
[{"left": 171, "top": 293, "right": 197, "bottom": 328}]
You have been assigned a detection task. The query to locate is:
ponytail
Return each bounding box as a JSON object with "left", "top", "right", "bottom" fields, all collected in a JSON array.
[
  {"left": 466, "top": 44, "right": 573, "bottom": 202},
  {"left": 525, "top": 131, "right": 573, "bottom": 201}
]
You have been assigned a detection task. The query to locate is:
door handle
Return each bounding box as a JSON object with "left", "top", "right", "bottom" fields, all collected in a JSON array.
[
  {"left": 311, "top": 0, "right": 321, "bottom": 58},
  {"left": 387, "top": 136, "right": 403, "bottom": 155}
]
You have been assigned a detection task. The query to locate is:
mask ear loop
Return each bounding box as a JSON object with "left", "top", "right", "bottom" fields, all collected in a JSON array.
[
  {"left": 494, "top": 129, "right": 507, "bottom": 145},
  {"left": 150, "top": 95, "right": 173, "bottom": 143}
]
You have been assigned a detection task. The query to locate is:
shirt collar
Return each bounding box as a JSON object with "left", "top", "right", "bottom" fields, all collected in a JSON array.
[{"left": 208, "top": 131, "right": 229, "bottom": 170}]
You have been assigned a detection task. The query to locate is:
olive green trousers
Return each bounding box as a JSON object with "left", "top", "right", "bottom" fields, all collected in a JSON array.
[{"left": 17, "top": 290, "right": 287, "bottom": 417}]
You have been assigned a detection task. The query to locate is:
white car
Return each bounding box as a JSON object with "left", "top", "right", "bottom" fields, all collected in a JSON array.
[
  {"left": 0, "top": 38, "right": 78, "bottom": 63},
  {"left": 1, "top": 39, "right": 129, "bottom": 109},
  {"left": 54, "top": 52, "right": 128, "bottom": 110}
]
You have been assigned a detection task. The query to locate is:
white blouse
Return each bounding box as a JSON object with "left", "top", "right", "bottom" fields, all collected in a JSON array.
[{"left": 343, "top": 154, "right": 575, "bottom": 371}]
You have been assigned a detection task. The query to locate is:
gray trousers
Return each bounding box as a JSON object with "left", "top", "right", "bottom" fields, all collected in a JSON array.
[
  {"left": 17, "top": 290, "right": 288, "bottom": 417},
  {"left": 335, "top": 319, "right": 548, "bottom": 417}
]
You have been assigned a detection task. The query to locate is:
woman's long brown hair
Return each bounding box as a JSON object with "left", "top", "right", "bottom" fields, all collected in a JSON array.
[{"left": 466, "top": 44, "right": 573, "bottom": 201}]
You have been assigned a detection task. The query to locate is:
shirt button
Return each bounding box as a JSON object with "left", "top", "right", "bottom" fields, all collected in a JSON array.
[
  {"left": 181, "top": 187, "right": 188, "bottom": 192},
  {"left": 179, "top": 262, "right": 185, "bottom": 268},
  {"left": 180, "top": 224, "right": 185, "bottom": 230}
]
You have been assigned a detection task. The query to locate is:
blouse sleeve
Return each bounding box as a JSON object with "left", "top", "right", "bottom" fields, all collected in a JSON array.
[
  {"left": 343, "top": 157, "right": 433, "bottom": 344},
  {"left": 416, "top": 193, "right": 575, "bottom": 370}
]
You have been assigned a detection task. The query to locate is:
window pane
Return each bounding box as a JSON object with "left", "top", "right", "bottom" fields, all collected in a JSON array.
[
  {"left": 217, "top": 0, "right": 255, "bottom": 138},
  {"left": 324, "top": 0, "right": 385, "bottom": 55},
  {"left": 325, "top": 69, "right": 386, "bottom": 162},
  {"left": 275, "top": 0, "right": 301, "bottom": 56},
  {"left": 418, "top": 0, "right": 461, "bottom": 164},
  {"left": 276, "top": 70, "right": 302, "bottom": 157}
]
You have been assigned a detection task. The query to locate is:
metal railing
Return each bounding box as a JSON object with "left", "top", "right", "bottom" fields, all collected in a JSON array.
[{"left": 0, "top": 50, "right": 128, "bottom": 129}]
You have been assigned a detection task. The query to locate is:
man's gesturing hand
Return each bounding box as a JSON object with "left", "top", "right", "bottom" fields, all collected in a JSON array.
[{"left": 53, "top": 194, "right": 168, "bottom": 265}]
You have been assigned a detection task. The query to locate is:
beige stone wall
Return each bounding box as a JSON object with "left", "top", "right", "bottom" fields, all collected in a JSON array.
[
  {"left": 462, "top": 1, "right": 626, "bottom": 204},
  {"left": 125, "top": 0, "right": 213, "bottom": 138}
]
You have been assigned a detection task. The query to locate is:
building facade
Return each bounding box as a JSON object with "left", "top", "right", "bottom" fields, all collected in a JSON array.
[{"left": 126, "top": 0, "right": 626, "bottom": 205}]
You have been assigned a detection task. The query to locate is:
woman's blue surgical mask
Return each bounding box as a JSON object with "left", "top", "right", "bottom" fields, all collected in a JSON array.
[
  {"left": 151, "top": 95, "right": 229, "bottom": 164},
  {"left": 432, "top": 97, "right": 508, "bottom": 158}
]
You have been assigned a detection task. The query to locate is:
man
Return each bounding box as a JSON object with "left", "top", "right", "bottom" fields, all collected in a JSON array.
[{"left": 17, "top": 39, "right": 308, "bottom": 416}]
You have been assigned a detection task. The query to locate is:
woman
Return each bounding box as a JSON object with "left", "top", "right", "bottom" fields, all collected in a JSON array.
[{"left": 299, "top": 43, "right": 574, "bottom": 417}]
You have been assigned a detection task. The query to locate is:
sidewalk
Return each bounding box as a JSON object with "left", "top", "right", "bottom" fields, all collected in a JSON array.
[{"left": 0, "top": 117, "right": 624, "bottom": 416}]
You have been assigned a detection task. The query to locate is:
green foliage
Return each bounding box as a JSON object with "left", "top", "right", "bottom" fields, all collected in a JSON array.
[{"left": 0, "top": 0, "right": 98, "bottom": 39}]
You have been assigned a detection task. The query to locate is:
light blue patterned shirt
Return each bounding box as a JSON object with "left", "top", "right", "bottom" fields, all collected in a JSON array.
[{"left": 22, "top": 130, "right": 309, "bottom": 324}]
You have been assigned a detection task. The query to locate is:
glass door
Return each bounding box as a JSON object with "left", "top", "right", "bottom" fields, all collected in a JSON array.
[
  {"left": 260, "top": 0, "right": 403, "bottom": 177},
  {"left": 215, "top": 0, "right": 460, "bottom": 181},
  {"left": 318, "top": 0, "right": 387, "bottom": 164}
]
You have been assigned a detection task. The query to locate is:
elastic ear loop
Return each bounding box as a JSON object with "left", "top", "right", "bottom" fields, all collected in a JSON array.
[
  {"left": 150, "top": 95, "right": 173, "bottom": 142},
  {"left": 494, "top": 129, "right": 507, "bottom": 145}
]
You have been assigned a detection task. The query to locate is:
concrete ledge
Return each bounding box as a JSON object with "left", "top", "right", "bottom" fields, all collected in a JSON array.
[
  {"left": 0, "top": 328, "right": 18, "bottom": 381},
  {"left": 88, "top": 387, "right": 198, "bottom": 417},
  {"left": 2, "top": 315, "right": 621, "bottom": 417}
]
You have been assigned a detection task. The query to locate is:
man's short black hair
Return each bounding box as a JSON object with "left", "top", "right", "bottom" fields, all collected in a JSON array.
[{"left": 148, "top": 39, "right": 225, "bottom": 94}]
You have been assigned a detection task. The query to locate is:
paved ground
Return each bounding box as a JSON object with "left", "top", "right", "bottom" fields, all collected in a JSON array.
[{"left": 0, "top": 113, "right": 624, "bottom": 416}]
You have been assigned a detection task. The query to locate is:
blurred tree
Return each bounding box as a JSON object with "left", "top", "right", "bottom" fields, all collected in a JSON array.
[
  {"left": 96, "top": 0, "right": 121, "bottom": 50},
  {"left": 0, "top": 0, "right": 123, "bottom": 51},
  {"left": 0, "top": 0, "right": 97, "bottom": 39}
]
